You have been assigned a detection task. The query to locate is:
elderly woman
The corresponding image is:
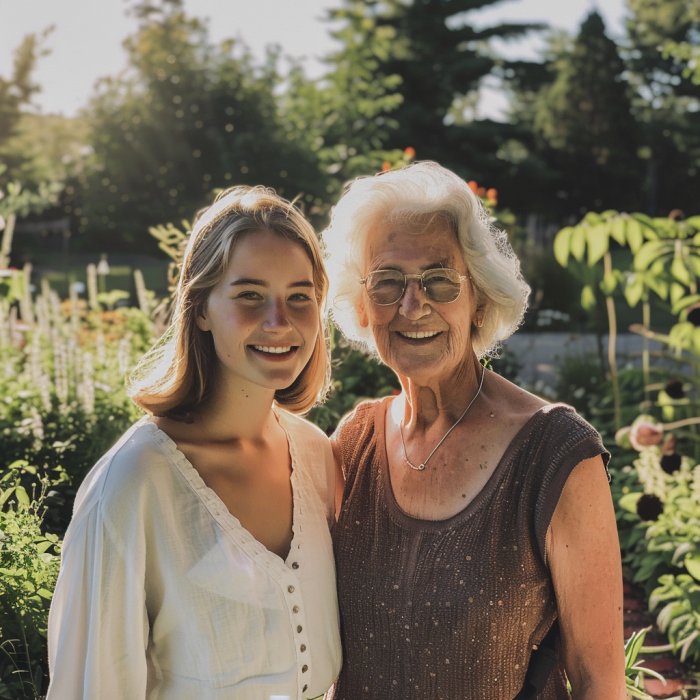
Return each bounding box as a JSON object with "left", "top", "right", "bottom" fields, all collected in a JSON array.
[{"left": 322, "top": 162, "right": 625, "bottom": 700}]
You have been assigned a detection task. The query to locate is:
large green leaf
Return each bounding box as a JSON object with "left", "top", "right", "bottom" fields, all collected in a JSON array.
[
  {"left": 672, "top": 294, "right": 700, "bottom": 315},
  {"left": 581, "top": 284, "right": 596, "bottom": 310},
  {"left": 626, "top": 219, "right": 645, "bottom": 253},
  {"left": 671, "top": 256, "right": 691, "bottom": 285},
  {"left": 671, "top": 282, "right": 686, "bottom": 305},
  {"left": 586, "top": 224, "right": 609, "bottom": 266},
  {"left": 570, "top": 226, "right": 587, "bottom": 262},
  {"left": 634, "top": 240, "right": 669, "bottom": 271},
  {"left": 624, "top": 276, "right": 645, "bottom": 307},
  {"left": 686, "top": 555, "right": 700, "bottom": 581},
  {"left": 582, "top": 212, "right": 603, "bottom": 226},
  {"left": 553, "top": 227, "right": 573, "bottom": 267},
  {"left": 610, "top": 218, "right": 627, "bottom": 245},
  {"left": 685, "top": 216, "right": 700, "bottom": 230},
  {"left": 646, "top": 274, "right": 669, "bottom": 300}
]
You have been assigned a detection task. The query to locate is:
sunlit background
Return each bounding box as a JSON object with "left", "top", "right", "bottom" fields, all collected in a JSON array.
[{"left": 2, "top": 2, "right": 700, "bottom": 695}]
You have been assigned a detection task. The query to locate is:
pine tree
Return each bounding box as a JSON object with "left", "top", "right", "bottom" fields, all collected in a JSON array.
[
  {"left": 323, "top": 0, "right": 545, "bottom": 187},
  {"left": 624, "top": 0, "right": 700, "bottom": 215},
  {"left": 532, "top": 12, "right": 642, "bottom": 215}
]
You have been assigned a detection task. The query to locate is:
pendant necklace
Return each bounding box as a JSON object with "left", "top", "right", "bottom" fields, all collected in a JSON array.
[{"left": 399, "top": 365, "right": 485, "bottom": 472}]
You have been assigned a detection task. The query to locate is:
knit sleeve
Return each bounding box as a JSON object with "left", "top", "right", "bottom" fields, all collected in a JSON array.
[{"left": 531, "top": 405, "right": 611, "bottom": 564}]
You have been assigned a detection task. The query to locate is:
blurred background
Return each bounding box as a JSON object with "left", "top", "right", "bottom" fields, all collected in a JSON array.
[
  {"left": 4, "top": 3, "right": 700, "bottom": 696},
  {"left": 3, "top": 0, "right": 697, "bottom": 308}
]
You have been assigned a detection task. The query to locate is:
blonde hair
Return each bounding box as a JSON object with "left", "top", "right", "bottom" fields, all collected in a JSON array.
[
  {"left": 129, "top": 186, "right": 330, "bottom": 418},
  {"left": 322, "top": 161, "right": 530, "bottom": 358}
]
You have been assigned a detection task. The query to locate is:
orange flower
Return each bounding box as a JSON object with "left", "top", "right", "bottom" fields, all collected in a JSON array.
[
  {"left": 382, "top": 161, "right": 391, "bottom": 172},
  {"left": 468, "top": 180, "right": 478, "bottom": 193},
  {"left": 476, "top": 187, "right": 487, "bottom": 197},
  {"left": 403, "top": 147, "right": 416, "bottom": 158},
  {"left": 487, "top": 188, "right": 498, "bottom": 200}
]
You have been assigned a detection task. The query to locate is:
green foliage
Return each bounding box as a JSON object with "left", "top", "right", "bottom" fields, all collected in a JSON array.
[
  {"left": 533, "top": 13, "right": 642, "bottom": 214},
  {"left": 624, "top": 0, "right": 700, "bottom": 217},
  {"left": 624, "top": 627, "right": 665, "bottom": 699},
  {"left": 72, "top": 0, "right": 330, "bottom": 253},
  {"left": 0, "top": 29, "right": 52, "bottom": 181},
  {"left": 0, "top": 460, "right": 63, "bottom": 699},
  {"left": 0, "top": 278, "right": 152, "bottom": 534},
  {"left": 651, "top": 574, "right": 700, "bottom": 662},
  {"left": 308, "top": 331, "right": 399, "bottom": 434}
]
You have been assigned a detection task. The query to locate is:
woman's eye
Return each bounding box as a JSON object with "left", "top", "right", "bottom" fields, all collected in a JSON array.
[
  {"left": 236, "top": 291, "right": 263, "bottom": 300},
  {"left": 289, "top": 293, "right": 312, "bottom": 302}
]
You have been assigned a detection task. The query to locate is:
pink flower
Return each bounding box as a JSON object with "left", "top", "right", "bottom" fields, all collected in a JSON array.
[{"left": 630, "top": 421, "right": 663, "bottom": 451}]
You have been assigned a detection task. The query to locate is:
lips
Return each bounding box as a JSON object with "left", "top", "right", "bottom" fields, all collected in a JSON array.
[
  {"left": 393, "top": 330, "right": 444, "bottom": 345},
  {"left": 396, "top": 331, "right": 441, "bottom": 339},
  {"left": 248, "top": 344, "right": 299, "bottom": 361}
]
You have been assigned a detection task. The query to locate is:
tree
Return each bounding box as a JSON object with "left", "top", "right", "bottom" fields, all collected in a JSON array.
[
  {"left": 321, "top": 0, "right": 546, "bottom": 193},
  {"left": 532, "top": 12, "right": 642, "bottom": 216},
  {"left": 71, "top": 0, "right": 330, "bottom": 253},
  {"left": 624, "top": 0, "right": 700, "bottom": 215},
  {"left": 279, "top": 2, "right": 407, "bottom": 193},
  {"left": 0, "top": 29, "right": 52, "bottom": 187}
]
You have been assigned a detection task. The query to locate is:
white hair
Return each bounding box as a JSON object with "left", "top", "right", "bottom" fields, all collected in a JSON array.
[{"left": 321, "top": 161, "right": 530, "bottom": 358}]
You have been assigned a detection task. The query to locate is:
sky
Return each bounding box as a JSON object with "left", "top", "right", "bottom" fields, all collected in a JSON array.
[{"left": 0, "top": 0, "right": 628, "bottom": 120}]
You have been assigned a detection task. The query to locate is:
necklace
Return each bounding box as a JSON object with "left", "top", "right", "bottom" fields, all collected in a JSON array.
[{"left": 399, "top": 365, "right": 485, "bottom": 472}]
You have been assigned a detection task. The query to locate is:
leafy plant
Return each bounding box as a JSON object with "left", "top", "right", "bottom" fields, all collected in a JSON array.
[
  {"left": 0, "top": 460, "right": 63, "bottom": 699},
  {"left": 624, "top": 627, "right": 666, "bottom": 699},
  {"left": 651, "top": 575, "right": 700, "bottom": 663}
]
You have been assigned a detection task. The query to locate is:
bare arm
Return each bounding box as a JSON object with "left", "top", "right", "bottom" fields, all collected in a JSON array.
[
  {"left": 546, "top": 455, "right": 626, "bottom": 700},
  {"left": 331, "top": 438, "right": 345, "bottom": 520}
]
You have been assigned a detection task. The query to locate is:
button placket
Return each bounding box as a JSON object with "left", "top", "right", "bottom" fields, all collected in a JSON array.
[{"left": 284, "top": 572, "right": 311, "bottom": 698}]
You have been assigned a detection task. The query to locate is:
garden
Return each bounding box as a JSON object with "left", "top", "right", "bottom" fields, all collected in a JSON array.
[{"left": 2, "top": 0, "right": 700, "bottom": 697}]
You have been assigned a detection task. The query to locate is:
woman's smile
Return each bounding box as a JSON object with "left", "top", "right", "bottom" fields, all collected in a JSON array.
[{"left": 248, "top": 344, "right": 300, "bottom": 361}]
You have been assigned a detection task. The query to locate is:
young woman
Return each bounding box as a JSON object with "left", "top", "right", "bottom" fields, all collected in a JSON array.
[{"left": 47, "top": 186, "right": 341, "bottom": 700}]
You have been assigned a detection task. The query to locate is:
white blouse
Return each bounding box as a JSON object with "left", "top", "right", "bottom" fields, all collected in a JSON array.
[{"left": 47, "top": 408, "right": 341, "bottom": 700}]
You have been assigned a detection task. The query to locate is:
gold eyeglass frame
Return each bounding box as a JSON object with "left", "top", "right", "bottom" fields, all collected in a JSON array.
[{"left": 359, "top": 268, "right": 468, "bottom": 306}]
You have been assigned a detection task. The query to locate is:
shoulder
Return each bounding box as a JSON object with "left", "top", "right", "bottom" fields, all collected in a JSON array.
[
  {"left": 533, "top": 403, "right": 604, "bottom": 449},
  {"left": 332, "top": 398, "right": 381, "bottom": 445},
  {"left": 279, "top": 408, "right": 331, "bottom": 445},
  {"left": 71, "top": 420, "right": 175, "bottom": 528},
  {"left": 277, "top": 409, "right": 336, "bottom": 515}
]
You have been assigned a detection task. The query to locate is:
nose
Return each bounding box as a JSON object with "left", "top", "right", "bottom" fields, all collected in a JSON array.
[
  {"left": 262, "top": 297, "right": 292, "bottom": 332},
  {"left": 399, "top": 278, "right": 431, "bottom": 321}
]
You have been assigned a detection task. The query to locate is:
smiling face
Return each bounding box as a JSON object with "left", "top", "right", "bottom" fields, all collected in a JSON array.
[
  {"left": 197, "top": 230, "right": 320, "bottom": 393},
  {"left": 358, "top": 216, "right": 479, "bottom": 384}
]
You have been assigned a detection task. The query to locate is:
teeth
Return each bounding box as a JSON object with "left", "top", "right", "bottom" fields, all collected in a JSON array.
[
  {"left": 253, "top": 345, "right": 292, "bottom": 354},
  {"left": 399, "top": 331, "right": 440, "bottom": 339}
]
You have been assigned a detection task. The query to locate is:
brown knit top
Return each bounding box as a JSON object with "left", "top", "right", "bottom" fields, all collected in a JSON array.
[{"left": 331, "top": 400, "right": 610, "bottom": 700}]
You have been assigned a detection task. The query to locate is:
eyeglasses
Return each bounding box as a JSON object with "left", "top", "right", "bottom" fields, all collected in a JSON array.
[{"left": 360, "top": 268, "right": 467, "bottom": 306}]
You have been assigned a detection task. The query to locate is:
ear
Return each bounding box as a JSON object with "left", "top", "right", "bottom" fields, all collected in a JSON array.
[
  {"left": 195, "top": 307, "right": 211, "bottom": 332},
  {"left": 356, "top": 295, "right": 369, "bottom": 329}
]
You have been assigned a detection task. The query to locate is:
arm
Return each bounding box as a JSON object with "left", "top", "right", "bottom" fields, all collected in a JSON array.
[
  {"left": 546, "top": 455, "right": 626, "bottom": 700},
  {"left": 47, "top": 505, "right": 149, "bottom": 699}
]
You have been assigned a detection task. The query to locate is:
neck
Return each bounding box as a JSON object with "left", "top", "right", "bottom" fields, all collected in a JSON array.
[
  {"left": 195, "top": 366, "right": 278, "bottom": 442},
  {"left": 396, "top": 354, "right": 483, "bottom": 432}
]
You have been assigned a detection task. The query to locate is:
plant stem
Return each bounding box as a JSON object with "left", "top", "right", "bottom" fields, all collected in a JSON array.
[
  {"left": 642, "top": 298, "right": 650, "bottom": 405},
  {"left": 604, "top": 252, "right": 621, "bottom": 430}
]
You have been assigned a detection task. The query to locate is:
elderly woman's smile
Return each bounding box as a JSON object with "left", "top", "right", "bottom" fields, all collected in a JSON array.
[{"left": 358, "top": 217, "right": 476, "bottom": 381}]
